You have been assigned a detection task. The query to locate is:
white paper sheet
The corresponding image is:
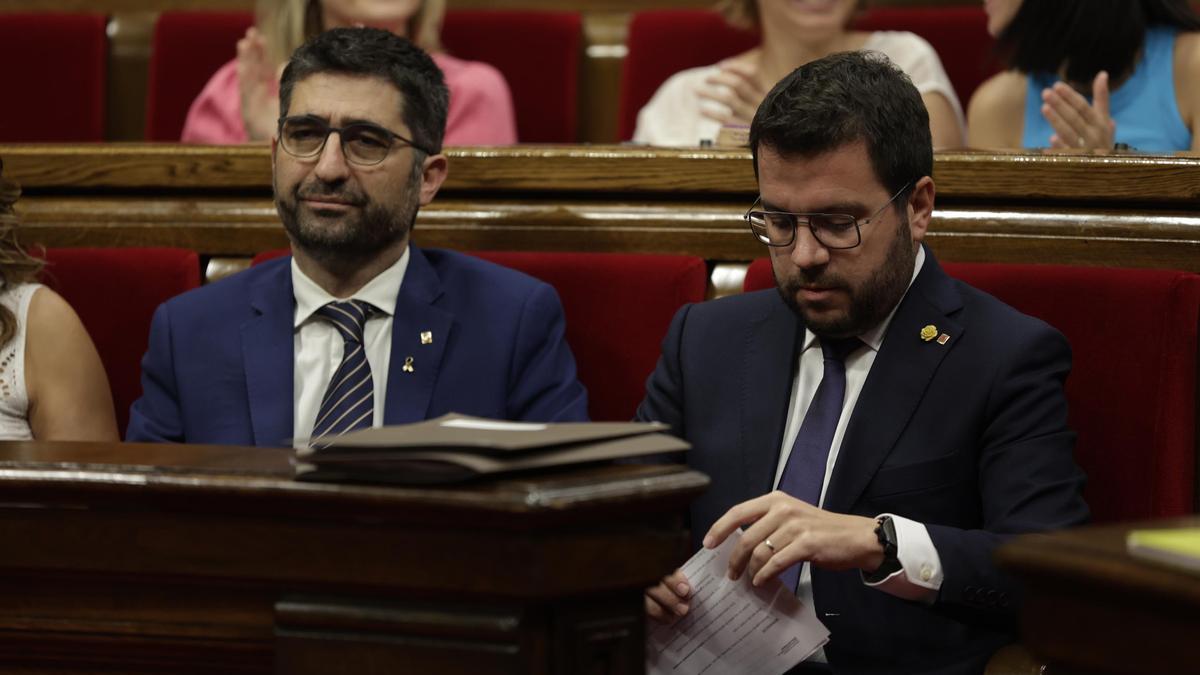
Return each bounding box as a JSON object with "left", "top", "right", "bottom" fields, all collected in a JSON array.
[{"left": 647, "top": 530, "right": 830, "bottom": 675}]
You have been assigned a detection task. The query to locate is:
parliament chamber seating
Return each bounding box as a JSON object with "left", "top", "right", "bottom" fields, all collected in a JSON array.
[
  {"left": 143, "top": 10, "right": 583, "bottom": 143},
  {"left": 0, "top": 13, "right": 107, "bottom": 142},
  {"left": 145, "top": 10, "right": 254, "bottom": 141},
  {"left": 252, "top": 249, "right": 708, "bottom": 421},
  {"left": 39, "top": 247, "right": 201, "bottom": 436},
  {"left": 441, "top": 10, "right": 583, "bottom": 143},
  {"left": 745, "top": 259, "right": 1200, "bottom": 521},
  {"left": 618, "top": 6, "right": 996, "bottom": 141}
]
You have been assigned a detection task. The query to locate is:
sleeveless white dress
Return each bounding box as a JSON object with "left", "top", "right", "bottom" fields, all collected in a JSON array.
[{"left": 0, "top": 283, "right": 42, "bottom": 440}]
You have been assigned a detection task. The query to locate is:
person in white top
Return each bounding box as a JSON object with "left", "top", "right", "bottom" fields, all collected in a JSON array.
[
  {"left": 0, "top": 162, "right": 117, "bottom": 441},
  {"left": 633, "top": 0, "right": 965, "bottom": 148}
]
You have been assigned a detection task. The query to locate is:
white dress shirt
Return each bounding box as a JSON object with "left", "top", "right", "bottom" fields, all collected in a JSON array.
[
  {"left": 291, "top": 249, "right": 409, "bottom": 446},
  {"left": 774, "top": 247, "right": 944, "bottom": 660}
]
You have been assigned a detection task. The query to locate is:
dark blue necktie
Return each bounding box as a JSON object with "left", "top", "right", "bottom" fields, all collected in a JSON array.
[
  {"left": 776, "top": 337, "right": 861, "bottom": 592},
  {"left": 311, "top": 300, "right": 376, "bottom": 444}
]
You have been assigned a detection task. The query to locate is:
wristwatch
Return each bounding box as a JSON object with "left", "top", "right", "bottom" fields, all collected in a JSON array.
[{"left": 866, "top": 515, "right": 902, "bottom": 582}]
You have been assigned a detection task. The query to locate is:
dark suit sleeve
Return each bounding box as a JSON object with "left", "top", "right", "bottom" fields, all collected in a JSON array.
[
  {"left": 635, "top": 303, "right": 692, "bottom": 434},
  {"left": 926, "top": 322, "right": 1088, "bottom": 620},
  {"left": 125, "top": 303, "right": 185, "bottom": 442},
  {"left": 506, "top": 283, "right": 589, "bottom": 422}
]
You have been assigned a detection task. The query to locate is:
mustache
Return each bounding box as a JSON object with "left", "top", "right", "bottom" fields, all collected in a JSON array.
[
  {"left": 781, "top": 268, "right": 847, "bottom": 291},
  {"left": 294, "top": 180, "right": 367, "bottom": 206}
]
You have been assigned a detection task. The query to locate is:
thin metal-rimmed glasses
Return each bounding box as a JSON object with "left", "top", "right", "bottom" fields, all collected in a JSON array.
[
  {"left": 745, "top": 182, "right": 912, "bottom": 249},
  {"left": 276, "top": 115, "right": 432, "bottom": 166}
]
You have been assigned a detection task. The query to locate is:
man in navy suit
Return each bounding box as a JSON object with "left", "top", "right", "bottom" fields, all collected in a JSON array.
[
  {"left": 127, "top": 28, "right": 587, "bottom": 446},
  {"left": 639, "top": 53, "right": 1088, "bottom": 674}
]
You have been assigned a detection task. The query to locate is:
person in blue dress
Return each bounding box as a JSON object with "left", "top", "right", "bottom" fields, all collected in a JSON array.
[{"left": 968, "top": 0, "right": 1200, "bottom": 152}]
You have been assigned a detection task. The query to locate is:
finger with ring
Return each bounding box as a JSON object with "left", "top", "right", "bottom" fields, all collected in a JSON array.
[{"left": 763, "top": 538, "right": 777, "bottom": 552}]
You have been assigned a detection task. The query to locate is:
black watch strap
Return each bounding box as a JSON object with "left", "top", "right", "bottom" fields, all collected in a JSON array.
[{"left": 866, "top": 515, "right": 902, "bottom": 583}]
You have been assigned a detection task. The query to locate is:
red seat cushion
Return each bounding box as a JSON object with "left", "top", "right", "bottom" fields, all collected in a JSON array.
[
  {"left": 442, "top": 10, "right": 582, "bottom": 143},
  {"left": 145, "top": 11, "right": 255, "bottom": 141},
  {"left": 253, "top": 249, "right": 708, "bottom": 421},
  {"left": 39, "top": 248, "right": 201, "bottom": 437},
  {"left": 745, "top": 258, "right": 1200, "bottom": 522},
  {"left": 0, "top": 13, "right": 107, "bottom": 142},
  {"left": 618, "top": 7, "right": 998, "bottom": 141}
]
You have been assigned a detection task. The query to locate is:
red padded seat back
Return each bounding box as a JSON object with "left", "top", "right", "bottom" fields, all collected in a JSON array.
[
  {"left": 252, "top": 249, "right": 709, "bottom": 420},
  {"left": 146, "top": 11, "right": 255, "bottom": 141},
  {"left": 0, "top": 13, "right": 107, "bottom": 142},
  {"left": 619, "top": 10, "right": 757, "bottom": 141},
  {"left": 471, "top": 252, "right": 708, "bottom": 420},
  {"left": 852, "top": 7, "right": 999, "bottom": 107},
  {"left": 442, "top": 10, "right": 582, "bottom": 143},
  {"left": 39, "top": 248, "right": 202, "bottom": 438},
  {"left": 618, "top": 7, "right": 997, "bottom": 141},
  {"left": 744, "top": 258, "right": 1200, "bottom": 522}
]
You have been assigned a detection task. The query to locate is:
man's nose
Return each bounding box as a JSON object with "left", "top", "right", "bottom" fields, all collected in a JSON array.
[
  {"left": 313, "top": 132, "right": 352, "bottom": 182},
  {"left": 789, "top": 224, "right": 831, "bottom": 269}
]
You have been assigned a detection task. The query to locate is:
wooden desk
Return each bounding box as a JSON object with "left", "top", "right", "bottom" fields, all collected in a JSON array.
[
  {"left": 0, "top": 441, "right": 707, "bottom": 674},
  {"left": 996, "top": 518, "right": 1200, "bottom": 675}
]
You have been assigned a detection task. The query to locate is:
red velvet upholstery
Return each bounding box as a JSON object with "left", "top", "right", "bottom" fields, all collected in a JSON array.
[
  {"left": 145, "top": 10, "right": 581, "bottom": 144},
  {"left": 618, "top": 7, "right": 997, "bottom": 141},
  {"left": 145, "top": 11, "right": 255, "bottom": 141},
  {"left": 472, "top": 251, "right": 707, "bottom": 420},
  {"left": 39, "top": 248, "right": 202, "bottom": 437},
  {"left": 744, "top": 258, "right": 1200, "bottom": 522},
  {"left": 0, "top": 13, "right": 107, "bottom": 142},
  {"left": 252, "top": 249, "right": 708, "bottom": 420},
  {"left": 442, "top": 10, "right": 582, "bottom": 143}
]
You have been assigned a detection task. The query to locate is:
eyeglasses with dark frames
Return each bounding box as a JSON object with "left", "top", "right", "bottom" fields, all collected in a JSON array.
[
  {"left": 276, "top": 115, "right": 432, "bottom": 166},
  {"left": 745, "top": 182, "right": 912, "bottom": 250}
]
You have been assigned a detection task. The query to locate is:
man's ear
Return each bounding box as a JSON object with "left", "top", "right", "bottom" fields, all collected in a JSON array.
[
  {"left": 418, "top": 153, "right": 449, "bottom": 206},
  {"left": 907, "top": 176, "right": 935, "bottom": 244}
]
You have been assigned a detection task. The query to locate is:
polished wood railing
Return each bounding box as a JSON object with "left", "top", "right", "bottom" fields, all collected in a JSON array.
[{"left": 4, "top": 145, "right": 1198, "bottom": 289}]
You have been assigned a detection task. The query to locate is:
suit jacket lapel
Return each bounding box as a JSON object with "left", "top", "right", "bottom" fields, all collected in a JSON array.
[
  {"left": 383, "top": 247, "right": 454, "bottom": 425},
  {"left": 242, "top": 261, "right": 295, "bottom": 447},
  {"left": 823, "top": 251, "right": 965, "bottom": 514},
  {"left": 740, "top": 295, "right": 804, "bottom": 497}
]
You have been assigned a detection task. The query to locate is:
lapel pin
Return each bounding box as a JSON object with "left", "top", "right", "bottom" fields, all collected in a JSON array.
[
  {"left": 420, "top": 331, "right": 433, "bottom": 345},
  {"left": 402, "top": 356, "right": 415, "bottom": 373},
  {"left": 937, "top": 333, "right": 950, "bottom": 345},
  {"left": 920, "top": 325, "right": 938, "bottom": 342}
]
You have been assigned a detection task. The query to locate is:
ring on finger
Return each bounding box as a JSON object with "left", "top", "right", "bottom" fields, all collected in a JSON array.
[
  {"left": 763, "top": 538, "right": 777, "bottom": 552},
  {"left": 1077, "top": 135, "right": 1086, "bottom": 148}
]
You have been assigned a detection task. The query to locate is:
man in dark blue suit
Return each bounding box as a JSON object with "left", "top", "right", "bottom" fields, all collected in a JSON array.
[
  {"left": 127, "top": 28, "right": 587, "bottom": 446},
  {"left": 639, "top": 53, "right": 1088, "bottom": 674}
]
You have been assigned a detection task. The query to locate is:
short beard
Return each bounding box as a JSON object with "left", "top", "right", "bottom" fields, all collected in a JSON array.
[
  {"left": 776, "top": 212, "right": 916, "bottom": 339},
  {"left": 274, "top": 165, "right": 420, "bottom": 274}
]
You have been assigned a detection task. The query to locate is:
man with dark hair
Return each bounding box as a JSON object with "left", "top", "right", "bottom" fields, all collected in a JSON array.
[
  {"left": 128, "top": 28, "right": 587, "bottom": 446},
  {"left": 639, "top": 52, "right": 1087, "bottom": 674}
]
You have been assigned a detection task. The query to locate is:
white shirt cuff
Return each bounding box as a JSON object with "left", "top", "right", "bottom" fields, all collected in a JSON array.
[{"left": 862, "top": 513, "right": 943, "bottom": 603}]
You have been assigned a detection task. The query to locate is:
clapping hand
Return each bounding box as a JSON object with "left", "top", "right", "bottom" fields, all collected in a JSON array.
[
  {"left": 697, "top": 60, "right": 768, "bottom": 128},
  {"left": 236, "top": 27, "right": 281, "bottom": 142},
  {"left": 1041, "top": 71, "right": 1117, "bottom": 150}
]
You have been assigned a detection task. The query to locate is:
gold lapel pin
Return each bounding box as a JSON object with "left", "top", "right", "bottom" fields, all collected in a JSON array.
[
  {"left": 420, "top": 331, "right": 433, "bottom": 345},
  {"left": 920, "top": 325, "right": 938, "bottom": 342},
  {"left": 937, "top": 333, "right": 950, "bottom": 345},
  {"left": 402, "top": 356, "right": 415, "bottom": 373}
]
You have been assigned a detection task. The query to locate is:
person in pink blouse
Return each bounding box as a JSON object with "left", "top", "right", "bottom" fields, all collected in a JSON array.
[{"left": 182, "top": 0, "right": 517, "bottom": 145}]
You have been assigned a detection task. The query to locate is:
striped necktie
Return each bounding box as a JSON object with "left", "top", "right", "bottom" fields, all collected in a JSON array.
[
  {"left": 776, "top": 336, "right": 862, "bottom": 592},
  {"left": 310, "top": 300, "right": 376, "bottom": 444}
]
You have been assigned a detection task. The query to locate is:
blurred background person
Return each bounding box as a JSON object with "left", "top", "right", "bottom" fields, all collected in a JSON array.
[
  {"left": 182, "top": 0, "right": 517, "bottom": 145},
  {"left": 0, "top": 160, "right": 117, "bottom": 441},
  {"left": 968, "top": 0, "right": 1200, "bottom": 151},
  {"left": 633, "top": 0, "right": 964, "bottom": 148}
]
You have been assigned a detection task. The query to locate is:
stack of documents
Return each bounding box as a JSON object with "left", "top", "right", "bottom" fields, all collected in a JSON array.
[{"left": 294, "top": 413, "right": 687, "bottom": 484}]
